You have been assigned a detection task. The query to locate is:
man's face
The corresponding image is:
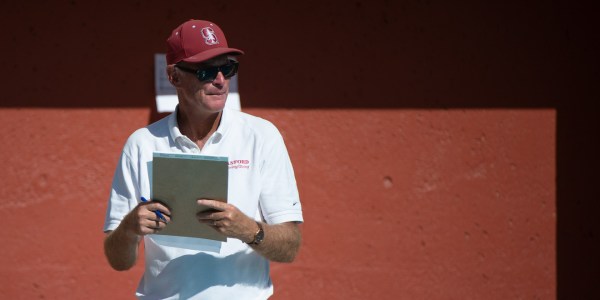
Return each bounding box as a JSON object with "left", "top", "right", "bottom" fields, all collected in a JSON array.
[{"left": 175, "top": 55, "right": 234, "bottom": 113}]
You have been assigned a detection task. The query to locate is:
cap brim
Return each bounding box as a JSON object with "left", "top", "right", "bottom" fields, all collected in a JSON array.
[{"left": 181, "top": 47, "right": 244, "bottom": 64}]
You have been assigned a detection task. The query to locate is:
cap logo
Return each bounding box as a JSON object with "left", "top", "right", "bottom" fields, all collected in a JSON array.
[{"left": 200, "top": 27, "right": 219, "bottom": 45}]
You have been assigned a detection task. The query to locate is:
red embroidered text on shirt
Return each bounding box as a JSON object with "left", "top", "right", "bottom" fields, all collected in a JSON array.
[{"left": 229, "top": 160, "right": 250, "bottom": 169}]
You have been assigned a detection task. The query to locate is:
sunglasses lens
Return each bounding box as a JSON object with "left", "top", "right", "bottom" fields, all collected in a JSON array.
[
  {"left": 198, "top": 68, "right": 218, "bottom": 81},
  {"left": 191, "top": 61, "right": 238, "bottom": 81},
  {"left": 220, "top": 63, "right": 238, "bottom": 78}
]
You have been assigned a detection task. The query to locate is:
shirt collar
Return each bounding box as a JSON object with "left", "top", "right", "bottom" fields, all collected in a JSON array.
[
  {"left": 168, "top": 106, "right": 185, "bottom": 144},
  {"left": 168, "top": 106, "right": 232, "bottom": 147}
]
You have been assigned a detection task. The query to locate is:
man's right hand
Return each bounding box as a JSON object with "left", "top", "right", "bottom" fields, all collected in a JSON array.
[{"left": 123, "top": 200, "right": 171, "bottom": 236}]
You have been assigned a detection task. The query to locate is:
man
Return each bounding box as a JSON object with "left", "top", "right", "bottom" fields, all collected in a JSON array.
[{"left": 103, "top": 19, "right": 303, "bottom": 299}]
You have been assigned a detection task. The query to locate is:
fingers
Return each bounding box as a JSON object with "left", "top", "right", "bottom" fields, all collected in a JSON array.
[
  {"left": 195, "top": 202, "right": 256, "bottom": 241},
  {"left": 140, "top": 200, "right": 172, "bottom": 223},
  {"left": 130, "top": 201, "right": 171, "bottom": 236},
  {"left": 197, "top": 209, "right": 226, "bottom": 220},
  {"left": 137, "top": 214, "right": 168, "bottom": 235},
  {"left": 206, "top": 218, "right": 231, "bottom": 228},
  {"left": 196, "top": 199, "right": 231, "bottom": 224},
  {"left": 196, "top": 209, "right": 235, "bottom": 231},
  {"left": 197, "top": 199, "right": 228, "bottom": 211},
  {"left": 197, "top": 214, "right": 222, "bottom": 228},
  {"left": 143, "top": 201, "right": 172, "bottom": 217},
  {"left": 196, "top": 202, "right": 228, "bottom": 232}
]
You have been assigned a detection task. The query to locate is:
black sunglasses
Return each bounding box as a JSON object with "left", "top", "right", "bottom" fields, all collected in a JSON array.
[{"left": 175, "top": 60, "right": 239, "bottom": 82}]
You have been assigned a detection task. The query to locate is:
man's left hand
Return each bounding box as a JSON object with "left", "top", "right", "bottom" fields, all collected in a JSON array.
[{"left": 196, "top": 199, "right": 258, "bottom": 243}]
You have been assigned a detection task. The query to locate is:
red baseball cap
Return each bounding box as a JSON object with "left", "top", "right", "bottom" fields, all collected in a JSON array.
[{"left": 166, "top": 19, "right": 244, "bottom": 65}]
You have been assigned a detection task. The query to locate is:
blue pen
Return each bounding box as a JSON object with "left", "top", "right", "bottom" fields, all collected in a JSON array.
[{"left": 141, "top": 196, "right": 167, "bottom": 222}]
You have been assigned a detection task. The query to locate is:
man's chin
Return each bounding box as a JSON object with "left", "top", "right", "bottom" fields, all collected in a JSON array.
[{"left": 205, "top": 98, "right": 227, "bottom": 112}]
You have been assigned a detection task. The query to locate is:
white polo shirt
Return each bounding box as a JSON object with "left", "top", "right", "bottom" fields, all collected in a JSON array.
[{"left": 104, "top": 107, "right": 303, "bottom": 299}]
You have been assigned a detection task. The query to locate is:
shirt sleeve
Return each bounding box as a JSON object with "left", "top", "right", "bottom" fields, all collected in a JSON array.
[
  {"left": 258, "top": 126, "right": 303, "bottom": 225},
  {"left": 103, "top": 151, "right": 139, "bottom": 232}
]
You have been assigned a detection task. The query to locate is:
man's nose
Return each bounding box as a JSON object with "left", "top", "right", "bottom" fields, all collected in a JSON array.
[{"left": 212, "top": 71, "right": 226, "bottom": 86}]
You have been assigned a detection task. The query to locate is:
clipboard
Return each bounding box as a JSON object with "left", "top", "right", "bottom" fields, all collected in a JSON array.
[{"left": 151, "top": 152, "right": 228, "bottom": 241}]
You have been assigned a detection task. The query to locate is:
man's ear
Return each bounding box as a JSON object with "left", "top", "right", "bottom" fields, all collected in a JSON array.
[{"left": 166, "top": 65, "right": 180, "bottom": 86}]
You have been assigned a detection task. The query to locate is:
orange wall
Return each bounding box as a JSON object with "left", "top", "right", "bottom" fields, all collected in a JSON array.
[
  {"left": 1, "top": 1, "right": 597, "bottom": 299},
  {"left": 0, "top": 108, "right": 555, "bottom": 299}
]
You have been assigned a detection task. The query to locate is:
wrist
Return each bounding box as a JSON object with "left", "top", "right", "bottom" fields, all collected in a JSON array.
[
  {"left": 246, "top": 221, "right": 265, "bottom": 245},
  {"left": 120, "top": 215, "right": 142, "bottom": 241}
]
